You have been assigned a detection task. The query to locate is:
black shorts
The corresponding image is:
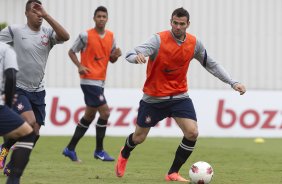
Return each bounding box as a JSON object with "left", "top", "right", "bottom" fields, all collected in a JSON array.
[
  {"left": 12, "top": 88, "right": 46, "bottom": 125},
  {"left": 80, "top": 84, "right": 107, "bottom": 107},
  {"left": 137, "top": 98, "right": 197, "bottom": 128},
  {"left": 0, "top": 105, "right": 25, "bottom": 136}
]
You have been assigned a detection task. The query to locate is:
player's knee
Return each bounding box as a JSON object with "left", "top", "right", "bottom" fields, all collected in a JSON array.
[
  {"left": 22, "top": 122, "right": 33, "bottom": 134},
  {"left": 100, "top": 110, "right": 110, "bottom": 120},
  {"left": 79, "top": 117, "right": 92, "bottom": 127},
  {"left": 25, "top": 117, "right": 36, "bottom": 128},
  {"left": 83, "top": 114, "right": 95, "bottom": 122},
  {"left": 186, "top": 129, "right": 198, "bottom": 140}
]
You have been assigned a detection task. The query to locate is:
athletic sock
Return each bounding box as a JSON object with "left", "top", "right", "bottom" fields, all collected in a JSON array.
[
  {"left": 6, "top": 131, "right": 36, "bottom": 184},
  {"left": 121, "top": 133, "right": 136, "bottom": 159},
  {"left": 168, "top": 137, "right": 196, "bottom": 174},
  {"left": 3, "top": 136, "right": 9, "bottom": 143},
  {"left": 95, "top": 118, "right": 107, "bottom": 151},
  {"left": 1, "top": 139, "right": 17, "bottom": 150},
  {"left": 33, "top": 135, "right": 40, "bottom": 147},
  {"left": 67, "top": 118, "right": 91, "bottom": 151}
]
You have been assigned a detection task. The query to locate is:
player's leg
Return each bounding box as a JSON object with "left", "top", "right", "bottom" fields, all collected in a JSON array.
[
  {"left": 63, "top": 106, "right": 95, "bottom": 162},
  {"left": 29, "top": 89, "right": 47, "bottom": 147},
  {"left": 0, "top": 106, "right": 24, "bottom": 170},
  {"left": 4, "top": 89, "right": 45, "bottom": 176},
  {"left": 5, "top": 123, "right": 36, "bottom": 184},
  {"left": 115, "top": 124, "right": 150, "bottom": 177},
  {"left": 165, "top": 117, "right": 198, "bottom": 182},
  {"left": 1, "top": 92, "right": 35, "bottom": 171},
  {"left": 115, "top": 100, "right": 164, "bottom": 177},
  {"left": 94, "top": 103, "right": 114, "bottom": 161},
  {"left": 3, "top": 110, "right": 37, "bottom": 176},
  {"left": 1, "top": 90, "right": 35, "bottom": 148},
  {"left": 77, "top": 84, "right": 114, "bottom": 161},
  {"left": 166, "top": 98, "right": 198, "bottom": 182},
  {"left": 0, "top": 105, "right": 36, "bottom": 183}
]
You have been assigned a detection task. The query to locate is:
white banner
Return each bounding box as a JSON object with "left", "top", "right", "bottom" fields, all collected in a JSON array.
[{"left": 40, "top": 88, "right": 282, "bottom": 137}]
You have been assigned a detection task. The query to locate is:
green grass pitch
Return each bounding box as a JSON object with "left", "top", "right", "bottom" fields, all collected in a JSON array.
[{"left": 1, "top": 136, "right": 282, "bottom": 184}]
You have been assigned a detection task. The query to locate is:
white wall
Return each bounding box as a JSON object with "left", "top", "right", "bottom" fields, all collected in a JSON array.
[{"left": 0, "top": 0, "right": 281, "bottom": 90}]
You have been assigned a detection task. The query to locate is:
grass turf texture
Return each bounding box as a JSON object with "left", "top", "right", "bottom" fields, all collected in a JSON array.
[{"left": 1, "top": 137, "right": 282, "bottom": 184}]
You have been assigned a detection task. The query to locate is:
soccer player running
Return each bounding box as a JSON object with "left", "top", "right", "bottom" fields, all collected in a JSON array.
[
  {"left": 62, "top": 6, "right": 121, "bottom": 162},
  {"left": 115, "top": 7, "right": 246, "bottom": 182},
  {"left": 0, "top": 0, "right": 69, "bottom": 175},
  {"left": 0, "top": 42, "right": 37, "bottom": 184}
]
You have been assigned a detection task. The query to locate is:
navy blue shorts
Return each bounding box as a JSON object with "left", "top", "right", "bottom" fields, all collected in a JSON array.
[
  {"left": 137, "top": 98, "right": 197, "bottom": 127},
  {"left": 0, "top": 105, "right": 25, "bottom": 136},
  {"left": 80, "top": 85, "right": 107, "bottom": 107},
  {"left": 12, "top": 88, "right": 46, "bottom": 125}
]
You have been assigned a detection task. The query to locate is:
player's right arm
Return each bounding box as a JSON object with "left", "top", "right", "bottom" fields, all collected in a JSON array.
[
  {"left": 31, "top": 2, "right": 69, "bottom": 41},
  {"left": 125, "top": 34, "right": 160, "bottom": 64},
  {"left": 68, "top": 32, "right": 90, "bottom": 75}
]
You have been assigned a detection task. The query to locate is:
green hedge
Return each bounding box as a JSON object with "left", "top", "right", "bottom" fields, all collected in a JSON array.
[{"left": 0, "top": 22, "right": 8, "bottom": 31}]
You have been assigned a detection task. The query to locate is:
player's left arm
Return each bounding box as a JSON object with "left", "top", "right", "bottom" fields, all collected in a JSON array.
[
  {"left": 32, "top": 2, "right": 69, "bottom": 41},
  {"left": 232, "top": 82, "right": 246, "bottom": 95},
  {"left": 109, "top": 38, "right": 122, "bottom": 63},
  {"left": 3, "top": 47, "right": 18, "bottom": 107},
  {"left": 194, "top": 39, "right": 246, "bottom": 95}
]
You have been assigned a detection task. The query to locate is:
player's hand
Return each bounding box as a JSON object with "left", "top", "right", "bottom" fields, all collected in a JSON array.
[
  {"left": 110, "top": 48, "right": 122, "bottom": 62},
  {"left": 135, "top": 53, "right": 146, "bottom": 64},
  {"left": 31, "top": 2, "right": 48, "bottom": 18},
  {"left": 233, "top": 83, "right": 246, "bottom": 95},
  {"left": 111, "top": 48, "right": 122, "bottom": 58},
  {"left": 78, "top": 65, "right": 91, "bottom": 75}
]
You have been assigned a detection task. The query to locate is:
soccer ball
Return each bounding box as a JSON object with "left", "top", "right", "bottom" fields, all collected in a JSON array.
[{"left": 189, "top": 161, "right": 214, "bottom": 184}]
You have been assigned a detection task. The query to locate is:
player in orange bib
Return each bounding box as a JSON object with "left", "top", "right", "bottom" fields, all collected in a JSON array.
[
  {"left": 63, "top": 6, "right": 122, "bottom": 162},
  {"left": 115, "top": 7, "right": 246, "bottom": 182}
]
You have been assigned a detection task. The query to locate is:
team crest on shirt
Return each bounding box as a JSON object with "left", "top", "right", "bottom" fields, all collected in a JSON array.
[
  {"left": 41, "top": 35, "right": 49, "bottom": 46},
  {"left": 99, "top": 95, "right": 105, "bottom": 101},
  {"left": 16, "top": 103, "right": 24, "bottom": 111},
  {"left": 145, "top": 116, "right": 152, "bottom": 124}
]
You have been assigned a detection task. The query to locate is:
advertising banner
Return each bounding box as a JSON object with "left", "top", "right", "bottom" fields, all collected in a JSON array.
[{"left": 40, "top": 88, "right": 282, "bottom": 137}]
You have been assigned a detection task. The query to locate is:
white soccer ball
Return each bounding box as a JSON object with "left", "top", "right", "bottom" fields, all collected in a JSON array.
[{"left": 189, "top": 161, "right": 214, "bottom": 184}]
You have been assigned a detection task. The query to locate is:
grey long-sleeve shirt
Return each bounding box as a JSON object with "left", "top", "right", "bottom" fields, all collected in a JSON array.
[{"left": 126, "top": 31, "right": 238, "bottom": 103}]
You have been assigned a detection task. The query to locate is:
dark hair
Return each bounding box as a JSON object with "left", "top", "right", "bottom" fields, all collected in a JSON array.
[
  {"left": 171, "top": 7, "right": 190, "bottom": 22},
  {"left": 94, "top": 6, "right": 108, "bottom": 17},
  {"left": 26, "top": 0, "right": 42, "bottom": 11}
]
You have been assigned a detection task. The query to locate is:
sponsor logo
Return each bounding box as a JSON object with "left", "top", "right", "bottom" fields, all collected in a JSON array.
[
  {"left": 99, "top": 95, "right": 105, "bottom": 102},
  {"left": 145, "top": 116, "right": 151, "bottom": 124},
  {"left": 163, "top": 68, "right": 179, "bottom": 73},
  {"left": 216, "top": 99, "right": 282, "bottom": 129},
  {"left": 94, "top": 56, "right": 104, "bottom": 61},
  {"left": 17, "top": 103, "right": 24, "bottom": 111},
  {"left": 49, "top": 97, "right": 176, "bottom": 127},
  {"left": 41, "top": 35, "right": 49, "bottom": 46},
  {"left": 95, "top": 155, "right": 104, "bottom": 160},
  {"left": 163, "top": 65, "right": 184, "bottom": 73}
]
